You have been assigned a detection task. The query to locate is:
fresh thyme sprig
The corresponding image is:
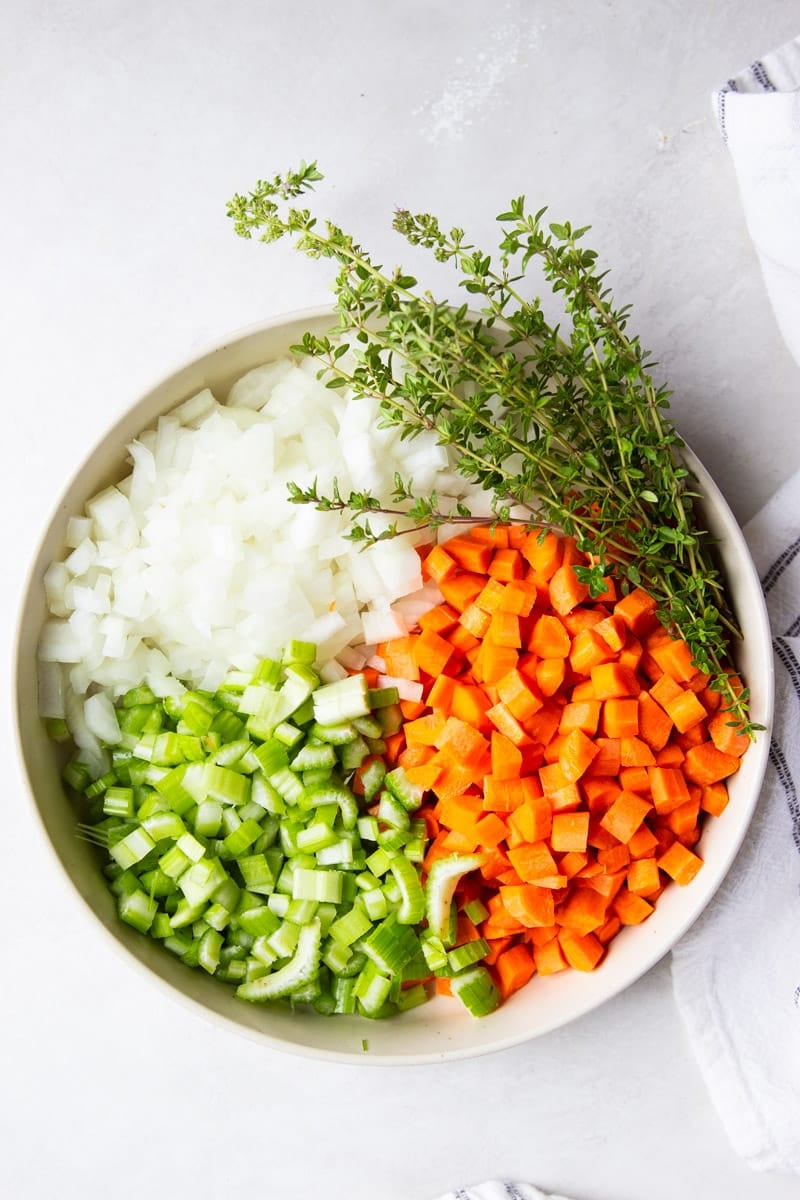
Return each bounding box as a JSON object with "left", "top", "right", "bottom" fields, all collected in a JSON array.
[{"left": 227, "top": 162, "right": 758, "bottom": 734}]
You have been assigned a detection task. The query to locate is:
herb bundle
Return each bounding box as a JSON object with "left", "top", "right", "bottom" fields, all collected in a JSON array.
[{"left": 227, "top": 163, "right": 756, "bottom": 734}]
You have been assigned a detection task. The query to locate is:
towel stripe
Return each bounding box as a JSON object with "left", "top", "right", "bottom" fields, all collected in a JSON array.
[
  {"left": 760, "top": 534, "right": 800, "bottom": 594},
  {"left": 750, "top": 60, "right": 777, "bottom": 92},
  {"left": 767, "top": 738, "right": 800, "bottom": 854}
]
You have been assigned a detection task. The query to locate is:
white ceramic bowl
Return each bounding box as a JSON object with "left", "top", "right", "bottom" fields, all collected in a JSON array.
[{"left": 14, "top": 308, "right": 774, "bottom": 1064}]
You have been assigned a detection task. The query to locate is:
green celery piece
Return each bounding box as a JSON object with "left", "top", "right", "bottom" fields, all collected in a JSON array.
[
  {"left": 377, "top": 791, "right": 410, "bottom": 831},
  {"left": 359, "top": 759, "right": 385, "bottom": 805},
  {"left": 237, "top": 918, "right": 322, "bottom": 1001},
  {"left": 450, "top": 964, "right": 501, "bottom": 1018},
  {"left": 447, "top": 938, "right": 490, "bottom": 973},
  {"left": 361, "top": 914, "right": 420, "bottom": 975},
  {"left": 425, "top": 854, "right": 484, "bottom": 943},
  {"left": 312, "top": 674, "right": 370, "bottom": 725},
  {"left": 387, "top": 853, "right": 425, "bottom": 924},
  {"left": 118, "top": 889, "right": 158, "bottom": 933},
  {"left": 199, "top": 928, "right": 223, "bottom": 974},
  {"left": 329, "top": 904, "right": 372, "bottom": 947}
]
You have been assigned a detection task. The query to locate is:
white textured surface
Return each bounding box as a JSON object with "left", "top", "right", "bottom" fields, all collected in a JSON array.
[{"left": 3, "top": 3, "right": 800, "bottom": 1199}]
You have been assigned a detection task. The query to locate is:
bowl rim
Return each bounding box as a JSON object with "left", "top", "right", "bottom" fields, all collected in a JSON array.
[{"left": 12, "top": 309, "right": 776, "bottom": 1065}]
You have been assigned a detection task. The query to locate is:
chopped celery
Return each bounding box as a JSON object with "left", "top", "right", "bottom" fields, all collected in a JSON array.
[
  {"left": 57, "top": 639, "right": 470, "bottom": 1021},
  {"left": 450, "top": 964, "right": 501, "bottom": 1018},
  {"left": 424, "top": 854, "right": 484, "bottom": 942}
]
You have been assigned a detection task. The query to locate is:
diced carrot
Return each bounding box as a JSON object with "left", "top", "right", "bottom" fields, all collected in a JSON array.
[
  {"left": 490, "top": 730, "right": 523, "bottom": 781},
  {"left": 651, "top": 636, "right": 697, "bottom": 683},
  {"left": 459, "top": 602, "right": 492, "bottom": 639},
  {"left": 602, "top": 698, "right": 639, "bottom": 739},
  {"left": 530, "top": 614, "right": 571, "bottom": 658},
  {"left": 500, "top": 884, "right": 555, "bottom": 928},
  {"left": 649, "top": 765, "right": 690, "bottom": 815},
  {"left": 549, "top": 564, "right": 589, "bottom": 616},
  {"left": 677, "top": 723, "right": 708, "bottom": 751},
  {"left": 584, "top": 737, "right": 621, "bottom": 777},
  {"left": 596, "top": 915, "right": 622, "bottom": 944},
  {"left": 539, "top": 761, "right": 567, "bottom": 795},
  {"left": 550, "top": 811, "right": 590, "bottom": 853},
  {"left": 708, "top": 709, "right": 751, "bottom": 757},
  {"left": 533, "top": 937, "right": 568, "bottom": 974},
  {"left": 539, "top": 780, "right": 577, "bottom": 813},
  {"left": 441, "top": 827, "right": 479, "bottom": 853},
  {"left": 536, "top": 657, "right": 568, "bottom": 696},
  {"left": 444, "top": 535, "right": 494, "bottom": 574},
  {"left": 398, "top": 742, "right": 435, "bottom": 771},
  {"left": 404, "top": 711, "right": 448, "bottom": 746},
  {"left": 617, "top": 737, "right": 654, "bottom": 767},
  {"left": 662, "top": 688, "right": 707, "bottom": 734},
  {"left": 591, "top": 662, "right": 641, "bottom": 699},
  {"left": 524, "top": 704, "right": 562, "bottom": 748},
  {"left": 485, "top": 701, "right": 531, "bottom": 747},
  {"left": 559, "top": 727, "right": 600, "bottom": 783},
  {"left": 637, "top": 691, "right": 673, "bottom": 751},
  {"left": 522, "top": 528, "right": 564, "bottom": 578},
  {"left": 614, "top": 588, "right": 659, "bottom": 636},
  {"left": 582, "top": 777, "right": 621, "bottom": 814},
  {"left": 496, "top": 668, "right": 543, "bottom": 722},
  {"left": 600, "top": 790, "right": 651, "bottom": 843},
  {"left": 507, "top": 841, "right": 558, "bottom": 882},
  {"left": 597, "top": 845, "right": 631, "bottom": 875},
  {"left": 618, "top": 765, "right": 650, "bottom": 794},
  {"left": 474, "top": 577, "right": 508, "bottom": 613},
  {"left": 474, "top": 641, "right": 519, "bottom": 685},
  {"left": 627, "top": 823, "right": 659, "bottom": 859},
  {"left": 483, "top": 935, "right": 514, "bottom": 966},
  {"left": 666, "top": 798, "right": 700, "bottom": 839},
  {"left": 558, "top": 930, "right": 605, "bottom": 971},
  {"left": 489, "top": 548, "right": 525, "bottom": 582},
  {"left": 613, "top": 888, "right": 654, "bottom": 925},
  {"left": 383, "top": 731, "right": 405, "bottom": 764},
  {"left": 494, "top": 943, "right": 536, "bottom": 999},
  {"left": 450, "top": 682, "right": 493, "bottom": 729},
  {"left": 558, "top": 888, "right": 609, "bottom": 935},
  {"left": 426, "top": 673, "right": 456, "bottom": 714},
  {"left": 563, "top": 607, "right": 604, "bottom": 637},
  {"left": 381, "top": 637, "right": 419, "bottom": 683},
  {"left": 379, "top": 527, "right": 750, "bottom": 1011},
  {"left": 655, "top": 742, "right": 685, "bottom": 767},
  {"left": 404, "top": 761, "right": 442, "bottom": 793},
  {"left": 700, "top": 782, "right": 729, "bottom": 817},
  {"left": 439, "top": 571, "right": 486, "bottom": 613},
  {"left": 559, "top": 700, "right": 601, "bottom": 736},
  {"left": 412, "top": 628, "right": 454, "bottom": 676},
  {"left": 559, "top": 850, "right": 590, "bottom": 878},
  {"left": 422, "top": 544, "right": 458, "bottom": 584},
  {"left": 470, "top": 524, "right": 509, "bottom": 548},
  {"left": 418, "top": 602, "right": 459, "bottom": 635},
  {"left": 498, "top": 579, "right": 538, "bottom": 616},
  {"left": 507, "top": 795, "right": 552, "bottom": 845},
  {"left": 626, "top": 857, "right": 661, "bottom": 897},
  {"left": 474, "top": 812, "right": 509, "bottom": 849},
  {"left": 569, "top": 628, "right": 616, "bottom": 675},
  {"left": 594, "top": 614, "right": 627, "bottom": 652},
  {"left": 658, "top": 841, "right": 703, "bottom": 885},
  {"left": 683, "top": 742, "right": 740, "bottom": 785}
]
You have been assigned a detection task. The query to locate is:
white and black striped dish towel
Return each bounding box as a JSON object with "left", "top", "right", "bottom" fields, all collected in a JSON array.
[
  {"left": 435, "top": 35, "right": 800, "bottom": 1200},
  {"left": 671, "top": 33, "right": 800, "bottom": 1176}
]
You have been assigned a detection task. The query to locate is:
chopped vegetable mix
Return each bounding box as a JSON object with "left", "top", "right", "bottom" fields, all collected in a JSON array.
[{"left": 59, "top": 522, "right": 748, "bottom": 1019}]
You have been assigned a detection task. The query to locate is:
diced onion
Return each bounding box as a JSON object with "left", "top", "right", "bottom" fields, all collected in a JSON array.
[{"left": 39, "top": 353, "right": 477, "bottom": 718}]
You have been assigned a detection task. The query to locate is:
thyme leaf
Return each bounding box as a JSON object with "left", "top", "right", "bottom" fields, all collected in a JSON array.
[{"left": 227, "top": 163, "right": 759, "bottom": 735}]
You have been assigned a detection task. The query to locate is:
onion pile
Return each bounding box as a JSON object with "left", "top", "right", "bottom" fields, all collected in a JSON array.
[{"left": 38, "top": 353, "right": 484, "bottom": 766}]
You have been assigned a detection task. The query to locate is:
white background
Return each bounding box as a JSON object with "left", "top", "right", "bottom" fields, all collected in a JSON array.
[{"left": 3, "top": 3, "right": 799, "bottom": 1198}]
